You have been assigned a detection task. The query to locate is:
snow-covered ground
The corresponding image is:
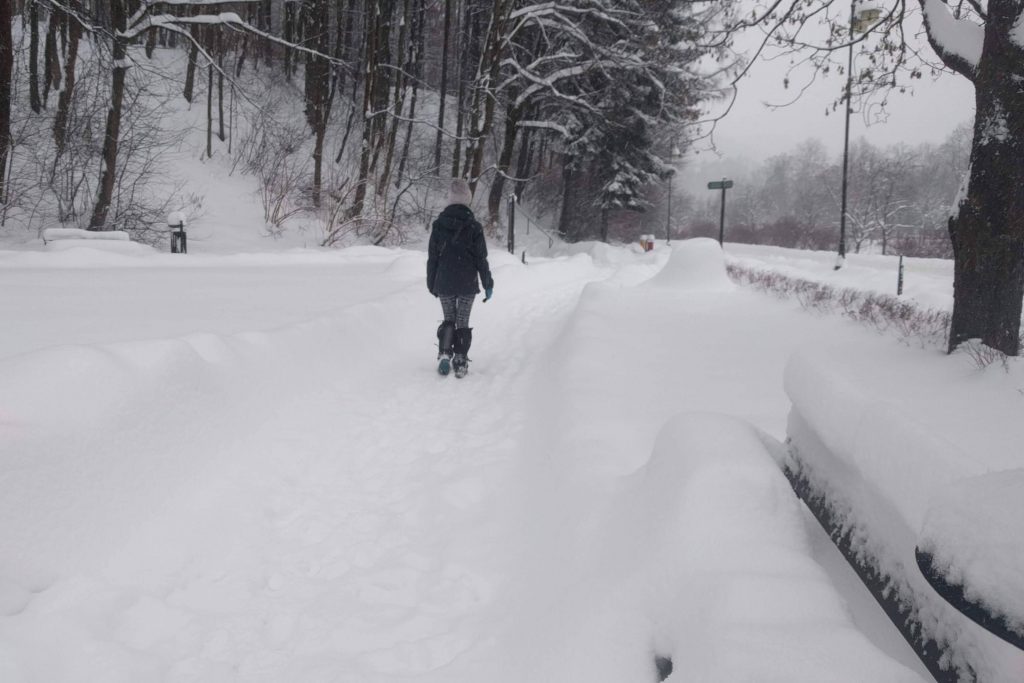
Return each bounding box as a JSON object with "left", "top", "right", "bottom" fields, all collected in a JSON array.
[{"left": 1, "top": 228, "right": 1021, "bottom": 680}]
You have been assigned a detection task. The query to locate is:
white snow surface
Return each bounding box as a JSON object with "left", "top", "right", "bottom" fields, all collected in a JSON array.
[
  {"left": 920, "top": 469, "right": 1024, "bottom": 633},
  {"left": 0, "top": 235, "right": 943, "bottom": 681},
  {"left": 784, "top": 335, "right": 1024, "bottom": 679}
]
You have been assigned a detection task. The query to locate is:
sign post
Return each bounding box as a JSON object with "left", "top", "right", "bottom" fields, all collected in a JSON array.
[{"left": 707, "top": 179, "right": 733, "bottom": 246}]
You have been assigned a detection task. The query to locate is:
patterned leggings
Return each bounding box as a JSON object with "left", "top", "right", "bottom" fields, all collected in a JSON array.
[{"left": 440, "top": 294, "right": 474, "bottom": 329}]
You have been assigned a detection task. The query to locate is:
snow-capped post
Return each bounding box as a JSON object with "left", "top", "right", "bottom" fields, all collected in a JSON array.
[
  {"left": 707, "top": 179, "right": 733, "bottom": 246},
  {"left": 507, "top": 194, "right": 515, "bottom": 256},
  {"left": 897, "top": 255, "right": 905, "bottom": 295},
  {"left": 168, "top": 211, "right": 187, "bottom": 254}
]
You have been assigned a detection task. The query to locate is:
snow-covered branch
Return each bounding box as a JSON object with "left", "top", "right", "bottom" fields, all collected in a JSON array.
[{"left": 918, "top": 0, "right": 984, "bottom": 78}]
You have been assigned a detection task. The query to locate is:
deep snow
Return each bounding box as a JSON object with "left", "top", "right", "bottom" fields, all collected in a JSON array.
[{"left": 0, "top": 235, "right": 951, "bottom": 681}]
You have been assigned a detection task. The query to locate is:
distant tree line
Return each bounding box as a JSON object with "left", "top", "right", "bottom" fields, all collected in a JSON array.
[
  {"left": 681, "top": 126, "right": 971, "bottom": 259},
  {"left": 0, "top": 0, "right": 724, "bottom": 245}
]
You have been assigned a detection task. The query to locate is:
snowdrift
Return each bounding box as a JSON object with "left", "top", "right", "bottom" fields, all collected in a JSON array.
[
  {"left": 621, "top": 414, "right": 926, "bottom": 681},
  {"left": 648, "top": 238, "right": 734, "bottom": 291},
  {"left": 783, "top": 349, "right": 1024, "bottom": 681}
]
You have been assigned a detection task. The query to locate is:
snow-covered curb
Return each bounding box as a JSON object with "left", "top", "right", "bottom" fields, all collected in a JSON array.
[{"left": 782, "top": 350, "right": 1024, "bottom": 681}]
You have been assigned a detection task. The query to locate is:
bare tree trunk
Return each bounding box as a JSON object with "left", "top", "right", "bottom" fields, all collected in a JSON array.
[
  {"left": 89, "top": 0, "right": 129, "bottom": 230},
  {"left": 53, "top": 0, "right": 81, "bottom": 153},
  {"left": 183, "top": 26, "right": 199, "bottom": 102},
  {"left": 261, "top": 0, "right": 273, "bottom": 65},
  {"left": 487, "top": 99, "right": 519, "bottom": 226},
  {"left": 433, "top": 0, "right": 452, "bottom": 175},
  {"left": 206, "top": 61, "right": 213, "bottom": 157},
  {"left": 451, "top": 0, "right": 468, "bottom": 179},
  {"left": 42, "top": 7, "right": 60, "bottom": 106},
  {"left": 144, "top": 22, "right": 157, "bottom": 58},
  {"left": 284, "top": 0, "right": 296, "bottom": 82},
  {"left": 395, "top": 0, "right": 424, "bottom": 189},
  {"left": 0, "top": 0, "right": 12, "bottom": 201},
  {"left": 377, "top": 0, "right": 410, "bottom": 195},
  {"left": 29, "top": 1, "right": 42, "bottom": 113},
  {"left": 513, "top": 120, "right": 533, "bottom": 199},
  {"left": 464, "top": 0, "right": 512, "bottom": 192},
  {"left": 558, "top": 156, "right": 579, "bottom": 241},
  {"left": 334, "top": 4, "right": 363, "bottom": 164},
  {"left": 349, "top": 2, "right": 381, "bottom": 218},
  {"left": 217, "top": 33, "right": 225, "bottom": 141},
  {"left": 304, "top": 0, "right": 333, "bottom": 207}
]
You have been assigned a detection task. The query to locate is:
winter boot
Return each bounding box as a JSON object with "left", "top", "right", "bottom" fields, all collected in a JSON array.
[
  {"left": 452, "top": 327, "right": 472, "bottom": 378},
  {"left": 437, "top": 321, "right": 455, "bottom": 375}
]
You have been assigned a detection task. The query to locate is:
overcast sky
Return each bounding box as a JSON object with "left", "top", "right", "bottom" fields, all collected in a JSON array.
[{"left": 677, "top": 7, "right": 976, "bottom": 194}]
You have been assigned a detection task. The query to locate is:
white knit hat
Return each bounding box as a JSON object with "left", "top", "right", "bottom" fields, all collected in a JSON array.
[{"left": 447, "top": 178, "right": 473, "bottom": 207}]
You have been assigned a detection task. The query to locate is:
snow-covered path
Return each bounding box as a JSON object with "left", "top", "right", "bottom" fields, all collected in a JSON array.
[{"left": 0, "top": 242, "right": 931, "bottom": 681}]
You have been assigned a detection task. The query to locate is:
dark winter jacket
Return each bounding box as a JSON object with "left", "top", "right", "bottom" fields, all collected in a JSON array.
[{"left": 427, "top": 204, "right": 494, "bottom": 297}]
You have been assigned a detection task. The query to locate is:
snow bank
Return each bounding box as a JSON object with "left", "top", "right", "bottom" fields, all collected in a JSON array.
[
  {"left": 625, "top": 414, "right": 925, "bottom": 681},
  {"left": 649, "top": 238, "right": 734, "bottom": 291},
  {"left": 42, "top": 228, "right": 131, "bottom": 242},
  {"left": 784, "top": 348, "right": 1024, "bottom": 679}
]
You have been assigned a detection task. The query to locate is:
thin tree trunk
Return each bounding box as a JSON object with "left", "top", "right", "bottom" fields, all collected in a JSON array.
[
  {"left": 284, "top": 1, "right": 295, "bottom": 82},
  {"left": 262, "top": 0, "right": 273, "bottom": 65},
  {"left": 42, "top": 8, "right": 60, "bottom": 106},
  {"left": 304, "top": 0, "right": 333, "bottom": 207},
  {"left": 89, "top": 0, "right": 129, "bottom": 230},
  {"left": 206, "top": 61, "right": 213, "bottom": 157},
  {"left": 513, "top": 121, "right": 532, "bottom": 199},
  {"left": 29, "top": 1, "right": 41, "bottom": 113},
  {"left": 0, "top": 0, "right": 12, "bottom": 201},
  {"left": 465, "top": 0, "right": 511, "bottom": 192},
  {"left": 144, "top": 21, "right": 157, "bottom": 58},
  {"left": 558, "top": 157, "right": 579, "bottom": 242},
  {"left": 349, "top": 2, "right": 381, "bottom": 218},
  {"left": 487, "top": 99, "right": 520, "bottom": 226},
  {"left": 395, "top": 0, "right": 424, "bottom": 189},
  {"left": 451, "top": 0, "right": 468, "bottom": 178},
  {"left": 235, "top": 32, "right": 249, "bottom": 77},
  {"left": 334, "top": 7, "right": 364, "bottom": 165},
  {"left": 183, "top": 26, "right": 199, "bottom": 102},
  {"left": 434, "top": 0, "right": 452, "bottom": 175},
  {"left": 217, "top": 33, "right": 225, "bottom": 141},
  {"left": 378, "top": 0, "right": 410, "bottom": 195},
  {"left": 53, "top": 0, "right": 81, "bottom": 153}
]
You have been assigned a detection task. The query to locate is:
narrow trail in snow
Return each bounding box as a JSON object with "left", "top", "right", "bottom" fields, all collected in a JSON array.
[{"left": 115, "top": 255, "right": 622, "bottom": 681}]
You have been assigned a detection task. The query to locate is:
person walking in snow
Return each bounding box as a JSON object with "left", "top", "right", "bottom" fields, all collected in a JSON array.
[{"left": 427, "top": 179, "right": 494, "bottom": 378}]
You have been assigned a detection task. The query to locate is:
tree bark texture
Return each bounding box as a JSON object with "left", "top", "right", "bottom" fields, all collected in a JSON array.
[
  {"left": 434, "top": 0, "right": 452, "bottom": 175},
  {"left": 29, "top": 1, "right": 42, "bottom": 113},
  {"left": 43, "top": 8, "right": 60, "bottom": 106},
  {"left": 89, "top": 0, "right": 128, "bottom": 229},
  {"left": 53, "top": 0, "right": 81, "bottom": 152},
  {"left": 946, "top": 1, "right": 1024, "bottom": 355}
]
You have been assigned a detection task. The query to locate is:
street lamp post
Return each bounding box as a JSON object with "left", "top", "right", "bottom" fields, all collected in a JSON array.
[{"left": 836, "top": 0, "right": 880, "bottom": 271}]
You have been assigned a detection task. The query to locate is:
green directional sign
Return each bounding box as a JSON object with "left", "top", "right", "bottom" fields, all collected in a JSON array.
[{"left": 707, "top": 180, "right": 734, "bottom": 190}]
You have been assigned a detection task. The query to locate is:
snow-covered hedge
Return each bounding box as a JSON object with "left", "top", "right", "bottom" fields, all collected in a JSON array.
[
  {"left": 726, "top": 262, "right": 951, "bottom": 348},
  {"left": 782, "top": 349, "right": 1024, "bottom": 681}
]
